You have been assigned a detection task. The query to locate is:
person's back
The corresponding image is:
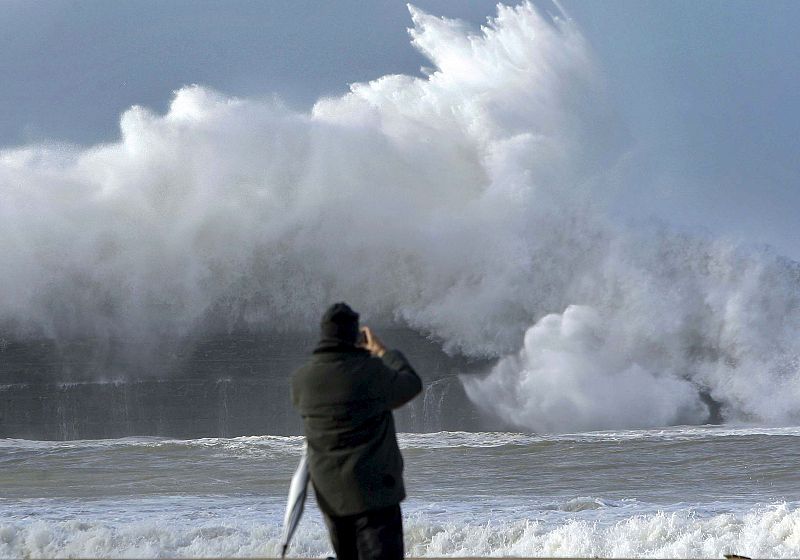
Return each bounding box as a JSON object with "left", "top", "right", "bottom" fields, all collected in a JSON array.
[{"left": 291, "top": 303, "right": 422, "bottom": 560}]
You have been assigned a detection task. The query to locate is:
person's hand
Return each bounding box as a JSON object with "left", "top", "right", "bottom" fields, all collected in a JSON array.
[{"left": 360, "top": 326, "right": 387, "bottom": 358}]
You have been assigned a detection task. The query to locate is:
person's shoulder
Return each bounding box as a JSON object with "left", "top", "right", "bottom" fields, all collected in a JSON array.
[
  {"left": 290, "top": 358, "right": 317, "bottom": 382},
  {"left": 360, "top": 352, "right": 391, "bottom": 373},
  {"left": 377, "top": 349, "right": 406, "bottom": 365},
  {"left": 292, "top": 349, "right": 361, "bottom": 377}
]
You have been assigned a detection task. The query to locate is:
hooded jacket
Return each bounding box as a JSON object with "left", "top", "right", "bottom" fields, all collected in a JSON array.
[{"left": 290, "top": 340, "right": 422, "bottom": 516}]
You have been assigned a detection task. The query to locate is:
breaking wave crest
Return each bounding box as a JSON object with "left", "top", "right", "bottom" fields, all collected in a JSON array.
[{"left": 1, "top": 2, "right": 799, "bottom": 431}]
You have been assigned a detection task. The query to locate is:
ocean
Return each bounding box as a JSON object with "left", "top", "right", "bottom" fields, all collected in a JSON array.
[
  {"left": 3, "top": 427, "right": 799, "bottom": 558},
  {"left": 3, "top": 2, "right": 800, "bottom": 557}
]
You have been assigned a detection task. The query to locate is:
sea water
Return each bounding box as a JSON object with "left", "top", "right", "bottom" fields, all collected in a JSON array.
[
  {"left": 3, "top": 3, "right": 800, "bottom": 556},
  {"left": 2, "top": 427, "right": 799, "bottom": 558}
]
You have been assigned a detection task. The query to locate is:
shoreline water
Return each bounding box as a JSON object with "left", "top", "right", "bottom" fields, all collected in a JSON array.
[{"left": 3, "top": 428, "right": 800, "bottom": 558}]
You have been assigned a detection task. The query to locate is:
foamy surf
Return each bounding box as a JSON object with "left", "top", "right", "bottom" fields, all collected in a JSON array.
[
  {"left": 3, "top": 502, "right": 799, "bottom": 558},
  {"left": 3, "top": 428, "right": 799, "bottom": 557}
]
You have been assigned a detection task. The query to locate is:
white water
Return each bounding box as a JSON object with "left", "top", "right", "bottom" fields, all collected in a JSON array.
[
  {"left": 1, "top": 3, "right": 799, "bottom": 431},
  {"left": 3, "top": 430, "right": 800, "bottom": 558},
  {"left": 4, "top": 504, "right": 800, "bottom": 558}
]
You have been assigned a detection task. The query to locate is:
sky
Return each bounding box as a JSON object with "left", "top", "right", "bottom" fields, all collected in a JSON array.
[{"left": 1, "top": 0, "right": 798, "bottom": 259}]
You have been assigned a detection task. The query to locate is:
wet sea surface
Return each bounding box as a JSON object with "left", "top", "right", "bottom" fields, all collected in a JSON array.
[{"left": 2, "top": 427, "right": 800, "bottom": 557}]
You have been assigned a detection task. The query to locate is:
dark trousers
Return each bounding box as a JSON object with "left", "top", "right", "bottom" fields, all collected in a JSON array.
[{"left": 322, "top": 504, "right": 404, "bottom": 560}]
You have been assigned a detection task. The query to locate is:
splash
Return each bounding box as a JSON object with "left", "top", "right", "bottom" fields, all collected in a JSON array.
[
  {"left": 1, "top": 3, "right": 799, "bottom": 429},
  {"left": 464, "top": 305, "right": 709, "bottom": 432},
  {"left": 0, "top": 3, "right": 611, "bottom": 348},
  {"left": 3, "top": 504, "right": 800, "bottom": 558}
]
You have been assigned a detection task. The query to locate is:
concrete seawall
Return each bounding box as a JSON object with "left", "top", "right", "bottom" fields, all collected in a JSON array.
[{"left": 0, "top": 329, "right": 498, "bottom": 439}]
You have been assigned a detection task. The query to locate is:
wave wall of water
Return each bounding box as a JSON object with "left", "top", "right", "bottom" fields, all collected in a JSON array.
[{"left": 1, "top": 3, "right": 799, "bottom": 432}]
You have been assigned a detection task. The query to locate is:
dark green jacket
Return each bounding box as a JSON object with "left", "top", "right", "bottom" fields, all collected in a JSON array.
[{"left": 290, "top": 341, "right": 422, "bottom": 516}]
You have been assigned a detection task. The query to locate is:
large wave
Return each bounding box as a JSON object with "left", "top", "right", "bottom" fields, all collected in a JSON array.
[{"left": 1, "top": 3, "right": 799, "bottom": 430}]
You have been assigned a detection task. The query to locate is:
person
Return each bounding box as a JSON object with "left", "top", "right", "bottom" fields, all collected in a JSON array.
[{"left": 290, "top": 302, "right": 422, "bottom": 560}]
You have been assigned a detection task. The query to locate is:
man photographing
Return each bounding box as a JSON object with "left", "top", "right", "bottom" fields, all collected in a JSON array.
[{"left": 291, "top": 303, "right": 422, "bottom": 560}]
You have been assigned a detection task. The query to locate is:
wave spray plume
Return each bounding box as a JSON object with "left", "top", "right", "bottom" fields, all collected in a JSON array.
[{"left": 1, "top": 3, "right": 799, "bottom": 431}]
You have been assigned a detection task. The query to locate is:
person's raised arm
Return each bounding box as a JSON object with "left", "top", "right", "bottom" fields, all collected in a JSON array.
[{"left": 361, "top": 326, "right": 422, "bottom": 409}]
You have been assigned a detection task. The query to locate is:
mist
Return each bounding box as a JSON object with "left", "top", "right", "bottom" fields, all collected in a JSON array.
[{"left": 2, "top": 3, "right": 799, "bottom": 431}]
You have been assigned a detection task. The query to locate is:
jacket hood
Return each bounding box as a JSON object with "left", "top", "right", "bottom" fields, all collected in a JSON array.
[{"left": 319, "top": 302, "right": 360, "bottom": 345}]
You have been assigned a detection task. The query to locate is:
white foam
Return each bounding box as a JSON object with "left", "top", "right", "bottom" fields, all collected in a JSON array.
[
  {"left": 2, "top": 502, "right": 799, "bottom": 558},
  {"left": 0, "top": 2, "right": 611, "bottom": 354},
  {"left": 5, "top": 425, "right": 800, "bottom": 452},
  {"left": 407, "top": 504, "right": 800, "bottom": 558},
  {"left": 1, "top": 2, "right": 799, "bottom": 431}
]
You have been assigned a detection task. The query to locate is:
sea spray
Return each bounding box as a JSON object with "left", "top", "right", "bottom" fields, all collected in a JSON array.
[
  {"left": 1, "top": 3, "right": 799, "bottom": 430},
  {"left": 463, "top": 305, "right": 709, "bottom": 432},
  {"left": 464, "top": 231, "right": 800, "bottom": 430},
  {"left": 0, "top": 3, "right": 615, "bottom": 350}
]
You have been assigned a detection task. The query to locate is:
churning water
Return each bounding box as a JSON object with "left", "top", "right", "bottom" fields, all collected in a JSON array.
[{"left": 2, "top": 428, "right": 800, "bottom": 558}]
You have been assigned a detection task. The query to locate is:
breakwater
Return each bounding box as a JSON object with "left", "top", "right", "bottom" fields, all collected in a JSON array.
[{"left": 0, "top": 329, "right": 495, "bottom": 439}]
